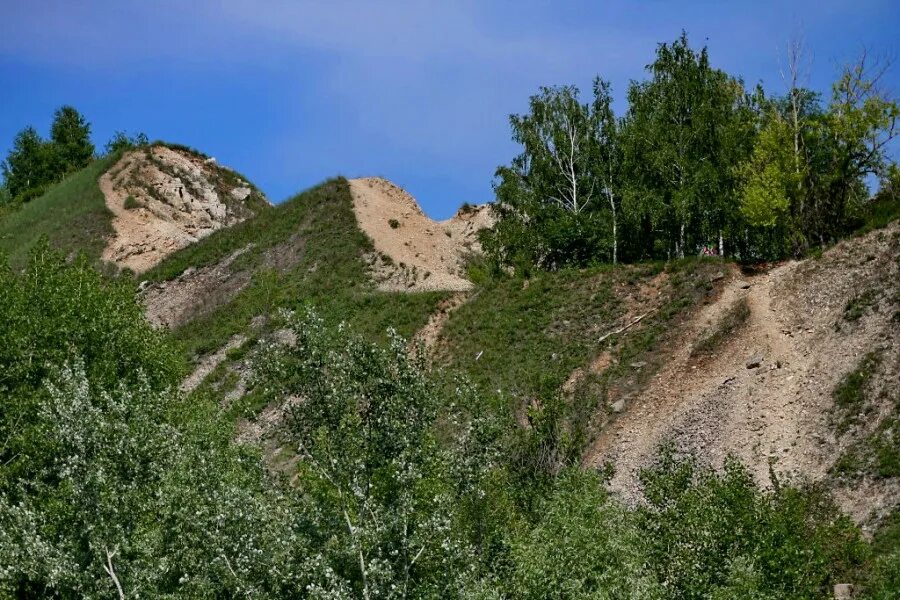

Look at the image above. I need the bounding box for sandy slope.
[585,223,899,525]
[101,146,262,273]
[349,177,492,291]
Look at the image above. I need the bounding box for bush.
[637,450,866,599]
[506,469,662,599]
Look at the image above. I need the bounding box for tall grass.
[0,153,120,269]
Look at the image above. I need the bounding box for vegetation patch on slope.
[435,259,721,418]
[0,153,118,269]
[144,177,448,361]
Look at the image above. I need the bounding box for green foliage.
[49,105,95,175]
[638,450,867,599]
[2,106,96,202]
[489,34,899,272]
[620,31,753,261]
[844,289,879,322]
[862,509,900,599]
[506,469,662,599]
[831,350,899,481]
[0,246,308,597]
[832,352,882,433]
[123,194,141,210]
[1,126,56,200]
[250,309,498,598]
[0,153,117,269]
[484,79,621,271]
[740,113,799,228]
[104,130,149,155]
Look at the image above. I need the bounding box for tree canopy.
[484,32,899,271]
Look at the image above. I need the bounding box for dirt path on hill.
[348,177,491,292]
[411,292,471,352]
[585,225,899,523]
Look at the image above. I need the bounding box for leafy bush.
[506,469,662,599]
[251,308,500,597]
[637,450,866,599]
[0,245,306,597]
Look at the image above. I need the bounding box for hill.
[2,139,898,596]
[2,145,896,532]
[0,153,117,269]
[0,143,268,272]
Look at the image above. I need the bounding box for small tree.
[820,51,900,239]
[2,127,54,200]
[486,82,621,270]
[104,130,149,155]
[49,105,95,175]
[252,310,485,597]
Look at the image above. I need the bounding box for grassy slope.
[436,259,721,408]
[145,177,448,359]
[0,154,118,268]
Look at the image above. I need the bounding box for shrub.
[123,194,140,209]
[637,449,866,599]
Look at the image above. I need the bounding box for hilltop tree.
[50,105,95,175]
[486,80,622,270]
[820,51,899,239]
[591,78,623,264]
[104,130,149,155]
[2,106,96,202]
[620,32,751,259]
[1,127,55,200]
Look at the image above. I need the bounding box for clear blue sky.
[1,1,898,218]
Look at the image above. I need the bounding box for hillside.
[586,224,899,524]
[0,153,117,269]
[0,143,268,272]
[100,145,270,272]
[2,142,898,597]
[349,176,492,291]
[122,161,897,533]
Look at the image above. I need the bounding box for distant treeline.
[485,32,900,270]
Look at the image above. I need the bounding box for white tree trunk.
[608,188,617,265]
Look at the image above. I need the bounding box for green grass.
[854,193,900,237]
[147,178,447,360]
[0,153,119,269]
[830,351,899,480]
[436,259,720,406]
[843,289,879,322]
[123,195,141,210]
[691,296,750,357]
[832,352,882,434]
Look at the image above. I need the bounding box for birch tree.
[592,78,623,264]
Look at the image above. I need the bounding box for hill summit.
[99,145,269,272]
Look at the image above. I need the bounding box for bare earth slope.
[349,177,492,291]
[100,145,267,273]
[586,223,899,524]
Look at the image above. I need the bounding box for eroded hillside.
[100,145,269,272]
[585,223,899,526]
[349,177,492,291]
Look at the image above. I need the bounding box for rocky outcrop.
[100,145,269,273]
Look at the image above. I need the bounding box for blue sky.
[1,1,898,218]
